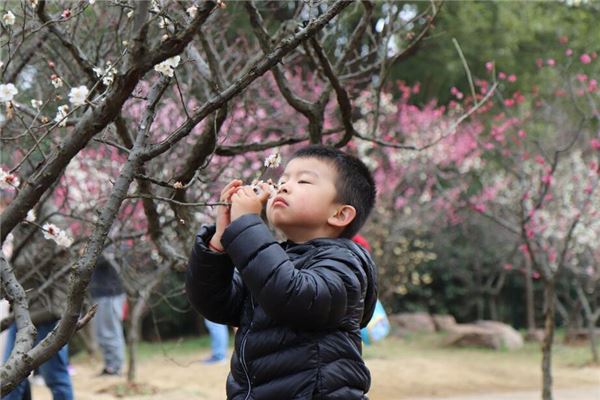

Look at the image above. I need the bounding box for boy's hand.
[210,179,243,252]
[230,183,271,222]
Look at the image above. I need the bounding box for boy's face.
[266,157,342,241]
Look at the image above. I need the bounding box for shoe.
[98,367,121,376]
[201,355,226,365]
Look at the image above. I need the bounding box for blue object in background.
[361,300,390,345]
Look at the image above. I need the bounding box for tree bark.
[524,258,536,335]
[541,279,556,400]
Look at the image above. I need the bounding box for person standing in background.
[89,254,127,376]
[202,319,228,364]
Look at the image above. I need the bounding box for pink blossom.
[472,203,486,213]
[519,244,529,256]
[534,155,545,165]
[412,82,421,94]
[485,61,494,72]
[576,74,588,82]
[450,87,463,100]
[504,98,514,107]
[548,249,557,263]
[580,53,592,64]
[507,74,517,82]
[503,263,513,271]
[498,72,506,80]
[535,58,544,68]
[532,271,541,280]
[565,48,573,57]
[559,35,568,44]
[518,130,526,138]
[541,174,553,185]
[591,138,600,150]
[546,59,556,66]
[588,79,598,92]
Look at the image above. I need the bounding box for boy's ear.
[328,205,356,229]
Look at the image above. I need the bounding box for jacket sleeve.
[221,214,364,331]
[185,224,245,326]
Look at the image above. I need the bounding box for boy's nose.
[277,184,289,194]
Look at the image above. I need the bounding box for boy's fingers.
[221,179,242,196]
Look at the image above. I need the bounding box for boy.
[186,145,378,399]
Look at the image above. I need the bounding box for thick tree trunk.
[126,297,146,384]
[489,296,498,321]
[541,280,556,400]
[524,259,536,334]
[586,317,599,364]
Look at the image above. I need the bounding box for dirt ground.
[30,341,600,400]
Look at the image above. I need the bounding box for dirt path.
[29,341,600,400]
[407,387,600,400]
[33,354,600,400]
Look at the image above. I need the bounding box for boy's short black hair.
[290,145,376,238]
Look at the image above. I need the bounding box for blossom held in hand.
[0,83,18,103]
[69,86,89,106]
[264,152,282,168]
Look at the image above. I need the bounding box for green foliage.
[390,1,600,104]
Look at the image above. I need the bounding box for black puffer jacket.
[186,214,377,400]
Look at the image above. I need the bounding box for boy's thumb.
[257,183,271,203]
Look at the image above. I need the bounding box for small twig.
[453,38,477,101]
[75,304,98,330]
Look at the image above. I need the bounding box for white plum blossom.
[93,62,117,86]
[54,104,69,127]
[0,168,20,189]
[31,99,43,109]
[42,223,73,247]
[127,10,134,18]
[186,5,198,18]
[88,0,95,4]
[0,83,18,103]
[68,85,89,106]
[158,17,171,29]
[154,56,181,77]
[264,152,282,168]
[51,76,63,88]
[2,11,16,26]
[26,209,36,222]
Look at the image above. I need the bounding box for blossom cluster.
[154,56,181,77]
[42,223,74,247]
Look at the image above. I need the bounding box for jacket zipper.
[241,295,255,400]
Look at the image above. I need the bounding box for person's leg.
[93,295,126,374]
[204,319,228,360]
[36,321,74,400]
[2,324,29,400]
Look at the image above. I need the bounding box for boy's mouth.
[272,196,288,206]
